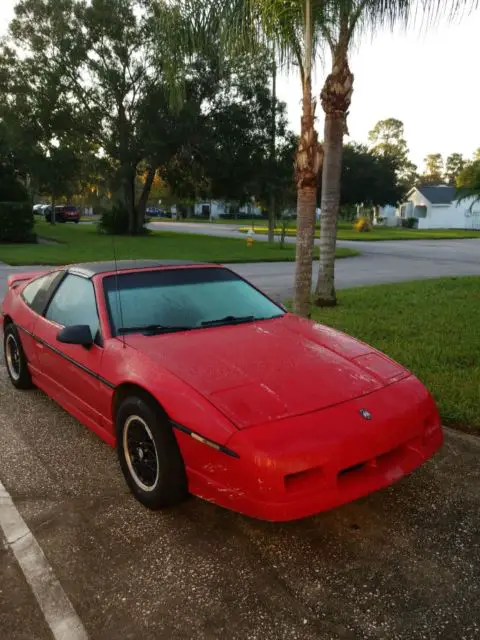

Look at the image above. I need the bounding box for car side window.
[45,274,100,340]
[22,276,48,305]
[22,271,64,315]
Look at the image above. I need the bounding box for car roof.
[67,259,206,279]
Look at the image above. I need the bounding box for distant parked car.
[146,207,167,218]
[33,204,47,215]
[45,205,80,224]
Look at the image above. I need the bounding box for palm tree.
[456,160,480,208]
[314,0,478,306]
[220,0,324,315]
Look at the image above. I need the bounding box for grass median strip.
[237,224,480,241]
[310,277,480,433]
[0,221,358,265]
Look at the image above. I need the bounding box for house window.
[414,205,427,218]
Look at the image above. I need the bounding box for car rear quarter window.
[22,271,64,315]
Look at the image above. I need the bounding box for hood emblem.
[359,409,372,420]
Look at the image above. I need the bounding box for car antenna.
[112,235,126,349]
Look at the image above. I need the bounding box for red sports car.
[1,261,443,521]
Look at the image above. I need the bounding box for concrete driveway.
[0,365,479,639]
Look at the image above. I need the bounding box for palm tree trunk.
[314,50,353,306]
[293,0,322,316]
[294,79,322,316]
[315,116,343,305]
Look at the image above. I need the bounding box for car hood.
[125,314,409,429]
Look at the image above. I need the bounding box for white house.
[193,200,262,219]
[398,185,480,230]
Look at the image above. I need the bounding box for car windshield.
[103,267,284,336]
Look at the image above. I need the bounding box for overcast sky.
[1,0,479,170]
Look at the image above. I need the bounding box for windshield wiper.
[118,325,192,336]
[200,315,256,328]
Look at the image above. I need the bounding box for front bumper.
[185,375,444,522]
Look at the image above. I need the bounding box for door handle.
[36,342,44,350]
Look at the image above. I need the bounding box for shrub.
[98,202,151,235]
[98,202,130,234]
[0,166,28,202]
[401,217,418,229]
[353,216,372,232]
[0,201,36,242]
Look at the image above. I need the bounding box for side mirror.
[57,324,93,347]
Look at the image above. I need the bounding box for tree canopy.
[456,160,480,208]
[445,153,466,185]
[368,118,417,192]
[0,0,295,232]
[421,153,444,185]
[339,143,403,207]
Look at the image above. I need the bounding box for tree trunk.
[50,196,56,224]
[293,79,322,317]
[268,193,276,243]
[136,165,156,232]
[268,49,277,244]
[122,163,136,234]
[118,103,138,234]
[295,184,318,314]
[315,116,343,306]
[314,50,353,307]
[293,0,323,316]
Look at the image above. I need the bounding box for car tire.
[3,324,34,390]
[116,394,188,510]
[74,220,79,224]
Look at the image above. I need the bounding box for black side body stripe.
[15,324,239,459]
[16,324,115,389]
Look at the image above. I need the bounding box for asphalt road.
[147,221,480,300]
[0,364,479,640]
[1,230,479,304]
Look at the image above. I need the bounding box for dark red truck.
[45,205,80,223]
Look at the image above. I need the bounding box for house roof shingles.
[417,185,456,205]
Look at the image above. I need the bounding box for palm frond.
[322,0,480,50]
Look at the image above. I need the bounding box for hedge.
[0,201,36,243]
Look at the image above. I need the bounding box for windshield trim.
[116,313,285,338]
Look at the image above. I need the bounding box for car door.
[34,273,106,428]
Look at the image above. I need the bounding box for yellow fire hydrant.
[246,236,254,248]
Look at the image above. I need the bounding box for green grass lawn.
[309,277,480,432]
[0,220,358,265]
[237,224,480,241]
